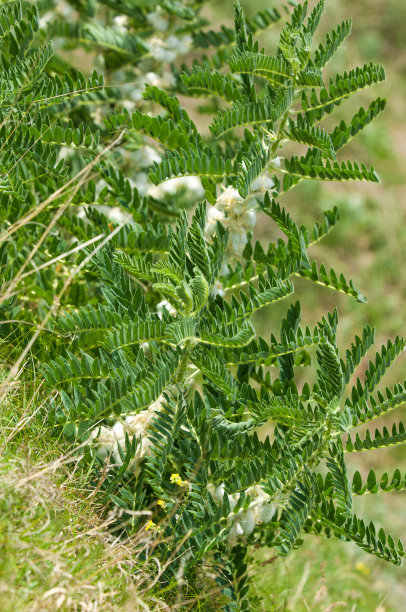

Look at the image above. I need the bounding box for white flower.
[244,209,256,229]
[228,493,238,511]
[112,421,126,439]
[162,176,191,194]
[245,484,264,497]
[147,176,204,199]
[227,521,244,546]
[160,71,176,89]
[257,502,276,523]
[57,146,73,162]
[220,262,230,276]
[146,8,168,31]
[229,228,248,256]
[272,156,281,168]
[211,280,225,298]
[95,426,116,457]
[148,38,177,63]
[134,172,149,195]
[207,481,276,545]
[216,186,244,210]
[166,35,192,55]
[130,86,145,102]
[39,12,53,28]
[181,176,205,197]
[157,300,177,319]
[59,3,74,18]
[113,15,128,32]
[125,412,152,435]
[106,207,133,224]
[212,483,225,504]
[144,71,161,87]
[205,206,225,238]
[239,509,256,536]
[122,100,135,112]
[176,35,192,55]
[166,35,180,50]
[95,422,126,464]
[93,395,165,470]
[207,206,225,224]
[251,174,275,193]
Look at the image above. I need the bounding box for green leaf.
[314,19,352,69]
[298,261,366,303]
[181,67,243,104]
[346,422,406,452]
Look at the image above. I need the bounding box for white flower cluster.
[204,163,281,295]
[207,482,276,546]
[146,7,169,32]
[205,186,256,264]
[40,0,74,29]
[147,175,204,200]
[148,34,192,63]
[90,395,165,471]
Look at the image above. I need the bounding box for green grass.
[0,375,173,611]
[253,533,406,611]
[0,375,221,611]
[0,377,132,611]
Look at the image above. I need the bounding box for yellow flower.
[145,520,157,531]
[355,561,371,576]
[170,473,185,486]
[157,499,166,508]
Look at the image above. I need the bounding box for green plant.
[37,1,406,608]
[2,0,405,609]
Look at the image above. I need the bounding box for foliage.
[1,0,405,609]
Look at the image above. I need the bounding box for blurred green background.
[205,0,406,609]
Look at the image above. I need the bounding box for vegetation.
[1,0,405,609]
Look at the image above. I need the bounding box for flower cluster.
[147,175,204,200]
[204,159,281,255]
[148,34,192,63]
[205,186,256,262]
[146,7,170,32]
[145,519,159,532]
[207,482,276,546]
[91,395,165,470]
[204,163,281,295]
[170,473,187,486]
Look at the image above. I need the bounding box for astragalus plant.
[5,0,405,608]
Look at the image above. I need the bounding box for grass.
[253,535,405,611]
[0,376,132,611]
[0,377,176,611]
[0,374,223,611]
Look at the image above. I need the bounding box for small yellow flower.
[170,473,185,486]
[355,561,371,576]
[157,499,166,508]
[145,520,157,531]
